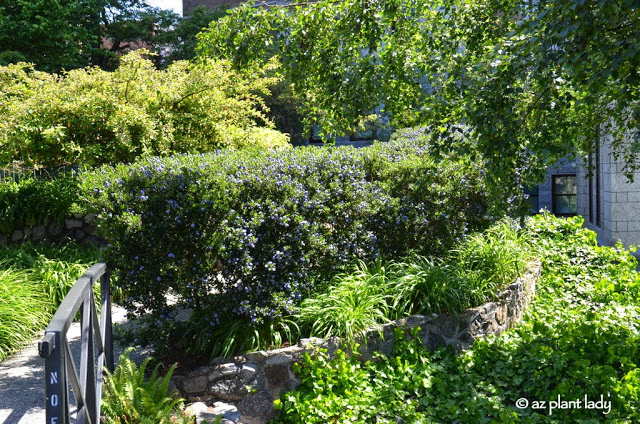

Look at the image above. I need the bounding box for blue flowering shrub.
[81,133,490,357]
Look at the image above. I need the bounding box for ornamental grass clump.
[81,130,490,357]
[0,242,102,360]
[296,219,528,341]
[0,265,49,361]
[298,260,391,342]
[389,219,528,317]
[0,173,79,236]
[0,241,103,309]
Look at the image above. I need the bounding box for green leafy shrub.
[101,348,192,424]
[373,132,491,257]
[0,173,79,235]
[0,50,27,66]
[276,214,640,423]
[0,52,289,168]
[80,132,489,357]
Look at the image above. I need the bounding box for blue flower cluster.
[81,131,489,353]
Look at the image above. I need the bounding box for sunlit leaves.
[0,52,287,167]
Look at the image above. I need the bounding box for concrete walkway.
[0,305,149,424]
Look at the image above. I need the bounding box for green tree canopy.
[198,0,640,209]
[155,5,230,66]
[0,0,180,72]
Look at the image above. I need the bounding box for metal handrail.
[38,263,113,424]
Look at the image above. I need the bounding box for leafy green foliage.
[0,242,101,360]
[155,5,229,66]
[199,0,430,137]
[200,0,640,208]
[0,0,180,72]
[276,214,640,423]
[81,132,489,358]
[0,50,27,66]
[0,173,79,235]
[101,348,193,424]
[297,219,527,341]
[0,51,288,168]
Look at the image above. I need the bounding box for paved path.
[0,305,149,424]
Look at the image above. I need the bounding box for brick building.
[183,0,299,15]
[183,0,244,15]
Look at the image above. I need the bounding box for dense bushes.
[0,173,79,235]
[275,214,640,422]
[81,133,491,356]
[0,52,289,168]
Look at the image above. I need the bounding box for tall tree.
[199,0,640,209]
[155,5,229,66]
[0,0,180,72]
[0,0,100,72]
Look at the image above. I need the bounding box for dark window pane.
[555,195,577,214]
[554,175,576,195]
[524,185,539,214]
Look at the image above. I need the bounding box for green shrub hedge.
[81,133,491,356]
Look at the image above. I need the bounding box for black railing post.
[101,270,114,373]
[39,263,111,424]
[80,294,97,424]
[40,330,70,424]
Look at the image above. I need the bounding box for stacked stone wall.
[0,213,98,245]
[175,261,541,424]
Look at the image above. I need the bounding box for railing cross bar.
[90,295,104,355]
[79,295,97,424]
[64,341,86,412]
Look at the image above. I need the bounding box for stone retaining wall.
[175,261,541,424]
[0,213,98,245]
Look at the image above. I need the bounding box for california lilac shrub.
[81,132,489,356]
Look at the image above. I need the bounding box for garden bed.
[172,261,540,424]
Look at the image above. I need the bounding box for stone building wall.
[577,133,640,249]
[0,213,98,245]
[174,261,541,424]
